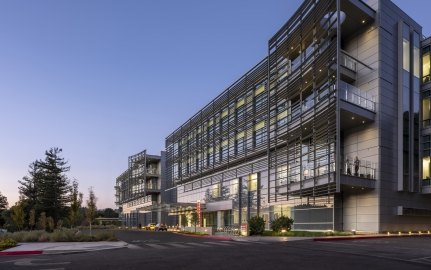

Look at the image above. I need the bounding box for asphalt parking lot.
[1,232,431,270]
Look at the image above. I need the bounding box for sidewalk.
[0,241,128,256]
[228,233,431,242]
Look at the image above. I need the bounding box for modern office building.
[165,0,431,232]
[115,150,175,227]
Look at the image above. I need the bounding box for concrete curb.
[0,241,128,256]
[313,234,431,242]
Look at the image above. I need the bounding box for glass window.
[211,183,221,198]
[413,32,420,78]
[248,173,258,191]
[230,179,239,195]
[423,157,430,180]
[403,39,410,71]
[276,165,288,186]
[423,46,430,83]
[423,98,430,127]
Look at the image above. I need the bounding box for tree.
[36,148,71,225]
[69,180,83,228]
[18,148,73,226]
[190,212,198,232]
[98,208,118,218]
[249,216,265,236]
[18,162,42,214]
[29,209,36,230]
[39,212,47,231]
[0,192,8,211]
[10,202,25,231]
[86,187,97,235]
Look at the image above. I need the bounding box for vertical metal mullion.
[335,0,341,231]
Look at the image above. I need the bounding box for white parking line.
[144,243,168,249]
[203,242,233,246]
[186,243,212,248]
[165,243,192,248]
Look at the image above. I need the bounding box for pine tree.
[18,161,43,224]
[36,148,71,224]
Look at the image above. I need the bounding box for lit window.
[403,39,410,71]
[248,173,258,191]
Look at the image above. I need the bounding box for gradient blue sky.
[0,0,428,209]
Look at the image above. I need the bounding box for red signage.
[196,200,201,227]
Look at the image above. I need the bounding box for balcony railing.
[146,168,158,175]
[340,52,357,72]
[342,157,376,179]
[339,81,376,111]
[422,179,431,186]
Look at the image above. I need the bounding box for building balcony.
[145,184,161,195]
[340,157,376,189]
[339,80,376,130]
[339,81,375,111]
[146,168,159,177]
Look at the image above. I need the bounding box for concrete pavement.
[2,232,430,256]
[0,241,128,256]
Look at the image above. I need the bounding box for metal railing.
[342,157,376,179]
[146,168,158,175]
[215,225,241,236]
[339,81,376,111]
[422,179,431,186]
[340,52,357,71]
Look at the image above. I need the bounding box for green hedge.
[0,239,17,250]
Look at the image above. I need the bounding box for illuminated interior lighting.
[362,19,366,24]
[352,117,355,120]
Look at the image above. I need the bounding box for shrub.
[0,239,17,250]
[271,216,294,233]
[249,216,265,236]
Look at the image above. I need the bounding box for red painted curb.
[0,250,43,256]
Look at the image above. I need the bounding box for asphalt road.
[1,231,431,270]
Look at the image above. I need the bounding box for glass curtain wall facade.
[165,0,431,232]
[422,38,431,189]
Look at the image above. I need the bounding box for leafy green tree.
[190,212,198,232]
[11,202,25,231]
[249,216,265,236]
[86,187,97,235]
[0,192,8,211]
[180,214,188,227]
[0,192,8,228]
[46,216,55,232]
[29,208,36,230]
[39,212,47,231]
[98,208,118,218]
[69,180,83,227]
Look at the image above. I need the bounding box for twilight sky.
[0,0,428,209]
